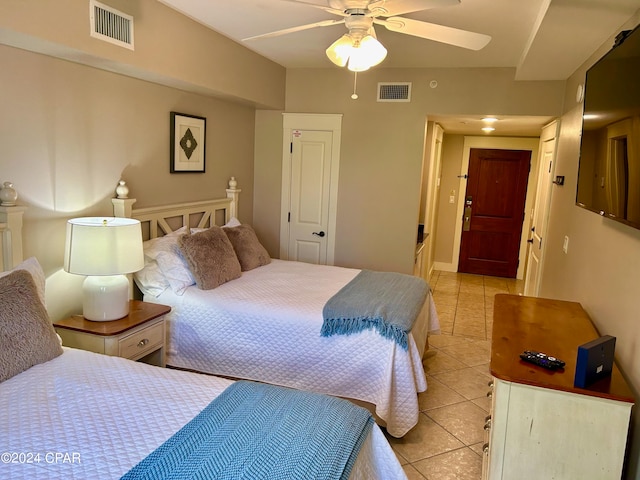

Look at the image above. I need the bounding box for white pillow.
[133,261,168,297]
[0,257,46,307]
[225,216,242,228]
[156,246,195,295]
[190,216,241,234]
[134,227,188,297]
[143,226,188,260]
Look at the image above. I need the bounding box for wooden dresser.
[483,294,634,479]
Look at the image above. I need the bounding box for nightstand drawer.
[119,321,164,359]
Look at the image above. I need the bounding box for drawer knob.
[137,338,149,348]
[482,443,490,454]
[486,391,493,398]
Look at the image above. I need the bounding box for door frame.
[422,123,444,280]
[441,136,540,279]
[280,113,342,264]
[524,120,559,296]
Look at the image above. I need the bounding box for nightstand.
[54,300,171,367]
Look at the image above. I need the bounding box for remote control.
[520,350,565,370]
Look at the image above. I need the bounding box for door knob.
[312,231,325,237]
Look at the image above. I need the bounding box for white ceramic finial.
[115,180,129,199]
[228,176,238,189]
[0,182,18,206]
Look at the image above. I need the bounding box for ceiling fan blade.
[276,0,347,16]
[243,18,345,41]
[377,16,491,50]
[368,0,460,17]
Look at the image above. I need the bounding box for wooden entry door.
[458,148,531,277]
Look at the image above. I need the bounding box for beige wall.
[0,0,284,321]
[0,0,285,109]
[254,67,564,274]
[0,44,256,321]
[253,110,284,257]
[434,134,465,264]
[539,12,640,479]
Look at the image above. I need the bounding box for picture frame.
[170,112,206,173]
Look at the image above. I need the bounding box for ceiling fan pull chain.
[351,72,359,100]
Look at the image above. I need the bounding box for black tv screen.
[576,24,640,230]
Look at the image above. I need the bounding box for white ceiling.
[158,0,640,135]
[158,0,639,78]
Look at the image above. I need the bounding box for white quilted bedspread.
[149,259,438,437]
[0,348,406,480]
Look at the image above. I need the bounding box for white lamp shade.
[64,217,143,321]
[347,35,387,72]
[326,34,353,67]
[64,217,144,275]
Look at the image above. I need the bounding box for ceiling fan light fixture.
[326,32,387,72]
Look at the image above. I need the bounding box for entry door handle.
[312,231,325,237]
[463,205,472,232]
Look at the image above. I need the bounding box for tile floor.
[386,270,524,480]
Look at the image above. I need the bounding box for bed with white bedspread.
[114,179,440,437]
[1,348,405,480]
[0,204,408,480]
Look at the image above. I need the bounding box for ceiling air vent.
[377,82,411,102]
[90,0,134,50]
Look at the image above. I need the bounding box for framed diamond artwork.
[170,112,206,173]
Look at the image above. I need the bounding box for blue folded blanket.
[121,380,374,480]
[321,270,428,350]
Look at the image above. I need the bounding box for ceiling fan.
[243,0,491,71]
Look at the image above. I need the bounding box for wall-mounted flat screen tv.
[576,24,640,230]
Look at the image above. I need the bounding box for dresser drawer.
[119,321,164,359]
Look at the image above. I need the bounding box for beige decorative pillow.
[223,224,271,271]
[0,269,63,383]
[178,226,242,290]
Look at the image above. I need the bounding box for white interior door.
[524,121,558,297]
[280,114,342,265]
[289,130,332,264]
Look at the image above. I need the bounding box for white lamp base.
[82,275,130,321]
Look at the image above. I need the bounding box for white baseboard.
[433,261,457,273]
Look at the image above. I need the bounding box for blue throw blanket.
[321,270,428,350]
[121,380,374,480]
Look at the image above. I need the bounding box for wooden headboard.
[112,177,241,240]
[0,205,27,271]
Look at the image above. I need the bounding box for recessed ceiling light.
[482,117,499,123]
[482,127,495,133]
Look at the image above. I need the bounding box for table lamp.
[64,217,144,321]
